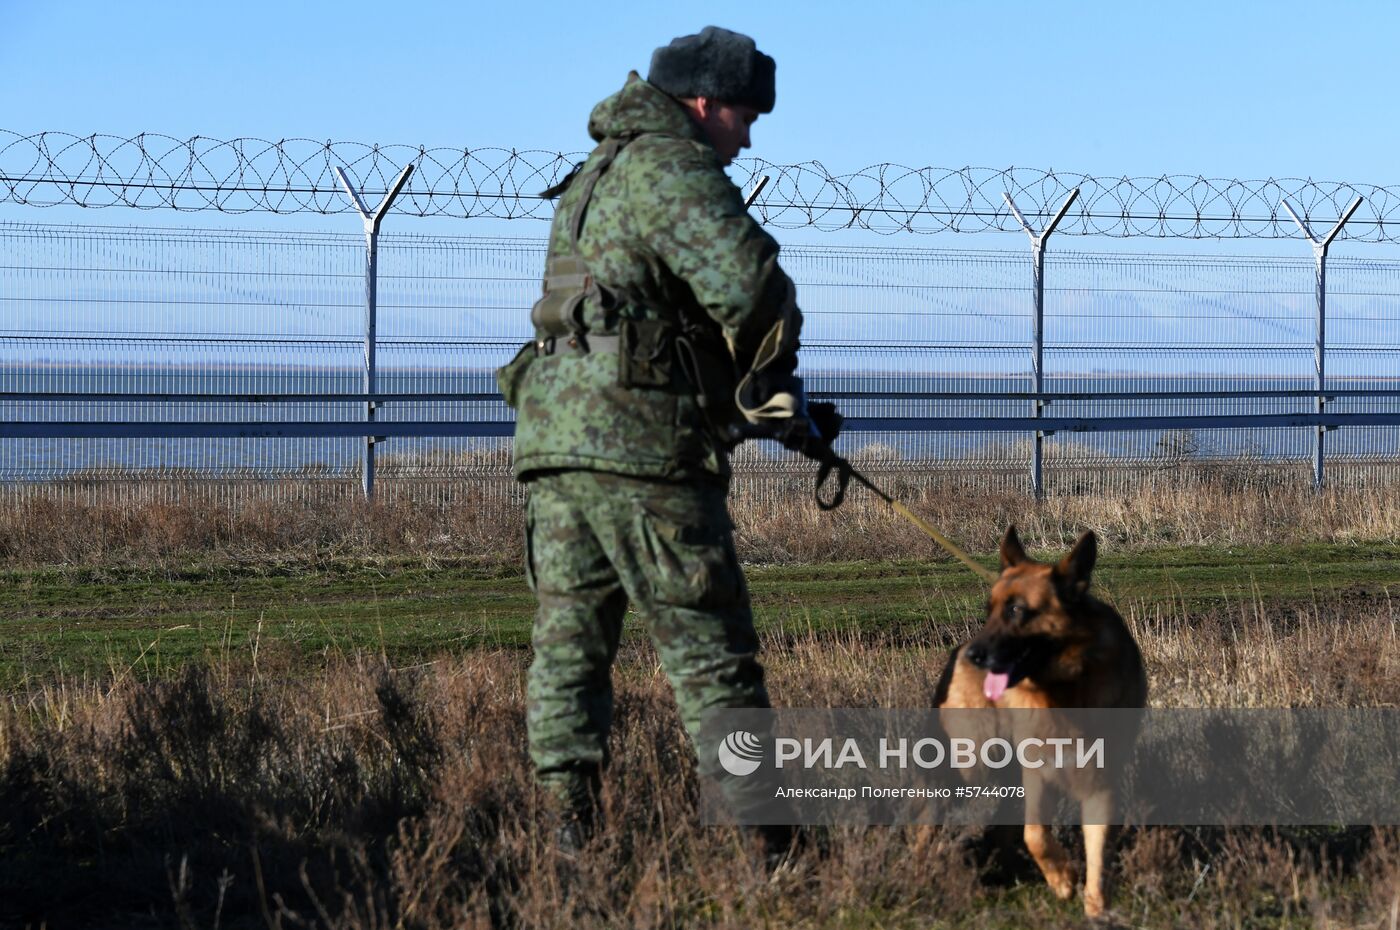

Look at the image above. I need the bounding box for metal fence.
[4,219,1399,499]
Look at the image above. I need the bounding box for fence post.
[1281,195,1362,491]
[335,163,415,501]
[1003,188,1080,499]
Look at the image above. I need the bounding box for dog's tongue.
[983,672,1010,702]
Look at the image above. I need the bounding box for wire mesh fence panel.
[1040,252,1320,468]
[1326,258,1400,464]
[0,224,373,480]
[787,246,1033,461]
[371,235,540,480]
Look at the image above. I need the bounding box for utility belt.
[497,261,741,442]
[531,252,680,379]
[534,317,695,392]
[532,331,622,357]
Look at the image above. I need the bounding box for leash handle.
[818,452,1000,584]
[814,454,850,510]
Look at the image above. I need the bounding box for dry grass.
[4,467,1400,569]
[2,599,1397,929]
[4,463,1398,926]
[0,482,525,569]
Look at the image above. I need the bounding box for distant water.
[3,367,1398,478]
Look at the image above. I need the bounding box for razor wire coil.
[2,130,1398,240]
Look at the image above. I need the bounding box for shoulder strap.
[531,135,641,340]
[566,134,636,253]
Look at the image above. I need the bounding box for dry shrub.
[0,483,527,569]
[3,602,1399,929]
[0,649,967,929]
[5,464,1400,569]
[1116,826,1188,900]
[4,466,1400,926]
[1360,828,1400,919]
[1134,599,1400,708]
[731,475,1400,565]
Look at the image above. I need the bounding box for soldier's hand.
[737,373,841,462]
[807,401,843,446]
[775,402,842,463]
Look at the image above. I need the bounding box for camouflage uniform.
[498,72,801,818]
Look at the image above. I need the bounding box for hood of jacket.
[587,72,709,147]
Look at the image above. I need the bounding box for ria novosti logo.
[717,731,1107,777]
[717,730,764,777]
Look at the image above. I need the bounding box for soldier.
[497,25,839,856]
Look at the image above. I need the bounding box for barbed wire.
[3,131,1398,240]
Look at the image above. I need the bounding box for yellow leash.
[816,453,1000,585]
[886,497,1000,584]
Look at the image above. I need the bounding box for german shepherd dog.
[934,527,1147,919]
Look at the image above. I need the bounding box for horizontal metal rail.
[816,389,1400,401]
[0,391,504,403]
[5,389,1400,404]
[6,412,1400,440]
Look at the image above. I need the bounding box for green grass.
[3,541,1398,689]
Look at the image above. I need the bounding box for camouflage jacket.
[500,73,801,483]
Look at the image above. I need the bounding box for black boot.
[554,810,596,860]
[544,762,603,859]
[753,824,813,874]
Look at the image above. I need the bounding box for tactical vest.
[499,134,745,443]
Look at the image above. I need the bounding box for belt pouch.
[618,318,673,388]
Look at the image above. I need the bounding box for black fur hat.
[647,26,776,113]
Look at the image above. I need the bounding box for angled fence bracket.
[1004,187,1080,499]
[744,174,771,210]
[335,162,415,501]
[1281,195,1363,492]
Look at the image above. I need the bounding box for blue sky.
[4,1,1398,193]
[4,0,1400,261]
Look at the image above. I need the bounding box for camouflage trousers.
[524,469,769,816]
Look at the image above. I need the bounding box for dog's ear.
[1056,530,1097,597]
[1000,525,1028,569]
